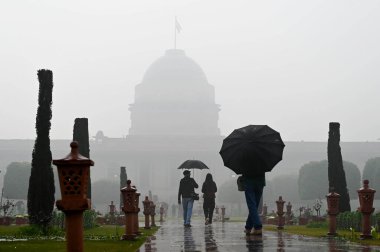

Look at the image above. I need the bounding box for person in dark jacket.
[201,173,217,225]
[178,170,199,227]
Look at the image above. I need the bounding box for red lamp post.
[160,205,164,222]
[54,141,94,252]
[357,180,376,239]
[276,196,285,230]
[109,201,115,215]
[150,201,156,227]
[134,189,141,235]
[143,196,151,229]
[286,202,292,224]
[221,205,226,222]
[326,189,340,236]
[120,180,138,240]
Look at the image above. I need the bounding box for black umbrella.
[219,125,285,176]
[177,160,209,177]
[177,160,209,170]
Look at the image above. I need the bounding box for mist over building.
[1,49,380,210]
[122,48,224,199]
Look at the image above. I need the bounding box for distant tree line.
[298,160,360,200]
[362,157,380,199]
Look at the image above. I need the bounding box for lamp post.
[143,196,151,229]
[160,205,164,222]
[357,180,376,239]
[120,180,138,240]
[54,141,94,252]
[326,189,340,236]
[286,202,292,224]
[221,205,226,222]
[150,201,156,227]
[276,196,285,230]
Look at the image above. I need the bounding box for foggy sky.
[1,0,380,141]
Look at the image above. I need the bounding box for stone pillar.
[276,196,285,230]
[357,180,376,239]
[134,189,141,235]
[109,201,115,215]
[221,205,226,222]
[150,201,156,227]
[160,205,164,222]
[326,189,340,236]
[54,141,94,252]
[120,180,137,240]
[143,196,151,229]
[262,203,268,224]
[286,202,292,224]
[262,203,268,216]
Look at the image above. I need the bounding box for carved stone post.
[160,205,164,222]
[221,205,226,222]
[54,141,94,252]
[143,196,151,229]
[150,201,156,227]
[326,189,340,236]
[276,196,285,230]
[357,180,376,239]
[120,180,137,240]
[286,202,292,224]
[109,201,115,216]
[134,189,141,235]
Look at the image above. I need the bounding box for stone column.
[276,196,285,230]
[121,180,137,240]
[357,180,376,239]
[143,196,151,229]
[326,189,340,236]
[150,201,156,227]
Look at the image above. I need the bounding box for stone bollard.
[262,203,268,216]
[262,203,268,224]
[276,196,285,230]
[326,189,340,236]
[120,180,138,240]
[286,202,292,224]
[221,205,226,222]
[357,180,376,239]
[150,201,156,227]
[54,141,94,252]
[109,201,116,216]
[133,188,141,235]
[160,205,164,222]
[143,196,151,229]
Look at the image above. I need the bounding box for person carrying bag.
[178,170,199,227]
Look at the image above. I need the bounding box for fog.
[1,0,380,141]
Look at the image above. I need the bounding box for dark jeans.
[244,182,263,230]
[203,198,215,223]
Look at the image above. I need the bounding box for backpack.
[237,175,245,191]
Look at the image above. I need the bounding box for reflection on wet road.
[140,219,380,251]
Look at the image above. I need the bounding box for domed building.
[129,49,220,136]
[124,49,224,198]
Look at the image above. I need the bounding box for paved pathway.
[140,219,380,252]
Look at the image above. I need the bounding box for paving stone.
[140,219,380,251]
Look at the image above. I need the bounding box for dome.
[128,49,220,136]
[142,49,208,84]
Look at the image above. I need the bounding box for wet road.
[140,219,380,252]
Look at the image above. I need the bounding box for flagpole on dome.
[174,16,182,49]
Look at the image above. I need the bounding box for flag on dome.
[175,17,182,33]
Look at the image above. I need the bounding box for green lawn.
[264,224,380,246]
[0,225,158,252]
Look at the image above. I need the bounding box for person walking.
[178,170,198,227]
[201,173,217,225]
[241,172,265,236]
